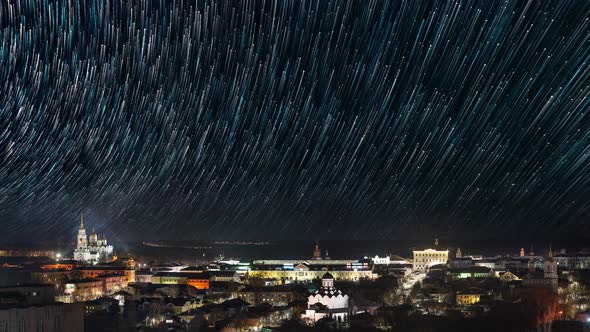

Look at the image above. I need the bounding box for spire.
[80,212,85,229]
[313,241,321,259]
[528,244,535,273]
[434,236,439,247]
[548,242,553,260]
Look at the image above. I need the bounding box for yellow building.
[413,249,449,271]
[151,272,188,285]
[499,271,521,283]
[247,261,373,283]
[456,293,481,305]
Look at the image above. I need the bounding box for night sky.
[1,0,590,242]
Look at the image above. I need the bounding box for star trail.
[1,0,590,241]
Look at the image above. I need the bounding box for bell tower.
[313,242,321,260]
[544,242,557,280]
[77,212,87,250]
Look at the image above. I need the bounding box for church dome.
[322,272,334,280]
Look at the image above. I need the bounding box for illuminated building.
[522,244,558,292]
[73,213,113,264]
[76,266,136,283]
[233,286,302,306]
[456,292,482,305]
[413,246,449,271]
[152,271,211,290]
[242,243,374,283]
[302,272,349,324]
[448,266,494,280]
[553,250,590,270]
[313,242,322,260]
[370,255,408,265]
[95,274,128,294]
[498,271,521,283]
[136,270,153,283]
[0,250,57,260]
[247,260,373,283]
[64,279,103,302]
[41,263,75,271]
[31,270,71,292]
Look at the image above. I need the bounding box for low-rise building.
[95,274,128,294]
[449,257,474,269]
[135,270,153,283]
[233,286,303,306]
[0,249,57,260]
[64,279,103,302]
[498,271,522,282]
[76,266,136,283]
[553,252,590,270]
[413,249,449,271]
[456,292,482,305]
[448,266,494,280]
[248,261,373,283]
[152,271,212,290]
[83,297,118,315]
[31,270,71,291]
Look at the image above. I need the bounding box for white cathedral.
[302,272,349,324]
[73,213,113,264]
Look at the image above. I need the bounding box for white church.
[302,272,349,324]
[73,213,113,264]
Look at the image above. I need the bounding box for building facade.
[553,252,590,270]
[522,244,558,292]
[73,214,113,264]
[64,279,103,302]
[0,302,83,332]
[456,293,482,305]
[413,249,449,271]
[247,261,373,283]
[0,285,83,332]
[302,273,349,324]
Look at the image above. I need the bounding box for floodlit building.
[64,279,103,302]
[413,239,449,272]
[76,266,136,283]
[302,273,349,324]
[73,213,113,264]
[370,255,408,265]
[522,244,558,292]
[248,260,373,283]
[151,271,213,290]
[553,251,590,270]
[456,292,482,305]
[215,244,374,284]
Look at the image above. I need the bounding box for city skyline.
[1,0,590,242]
